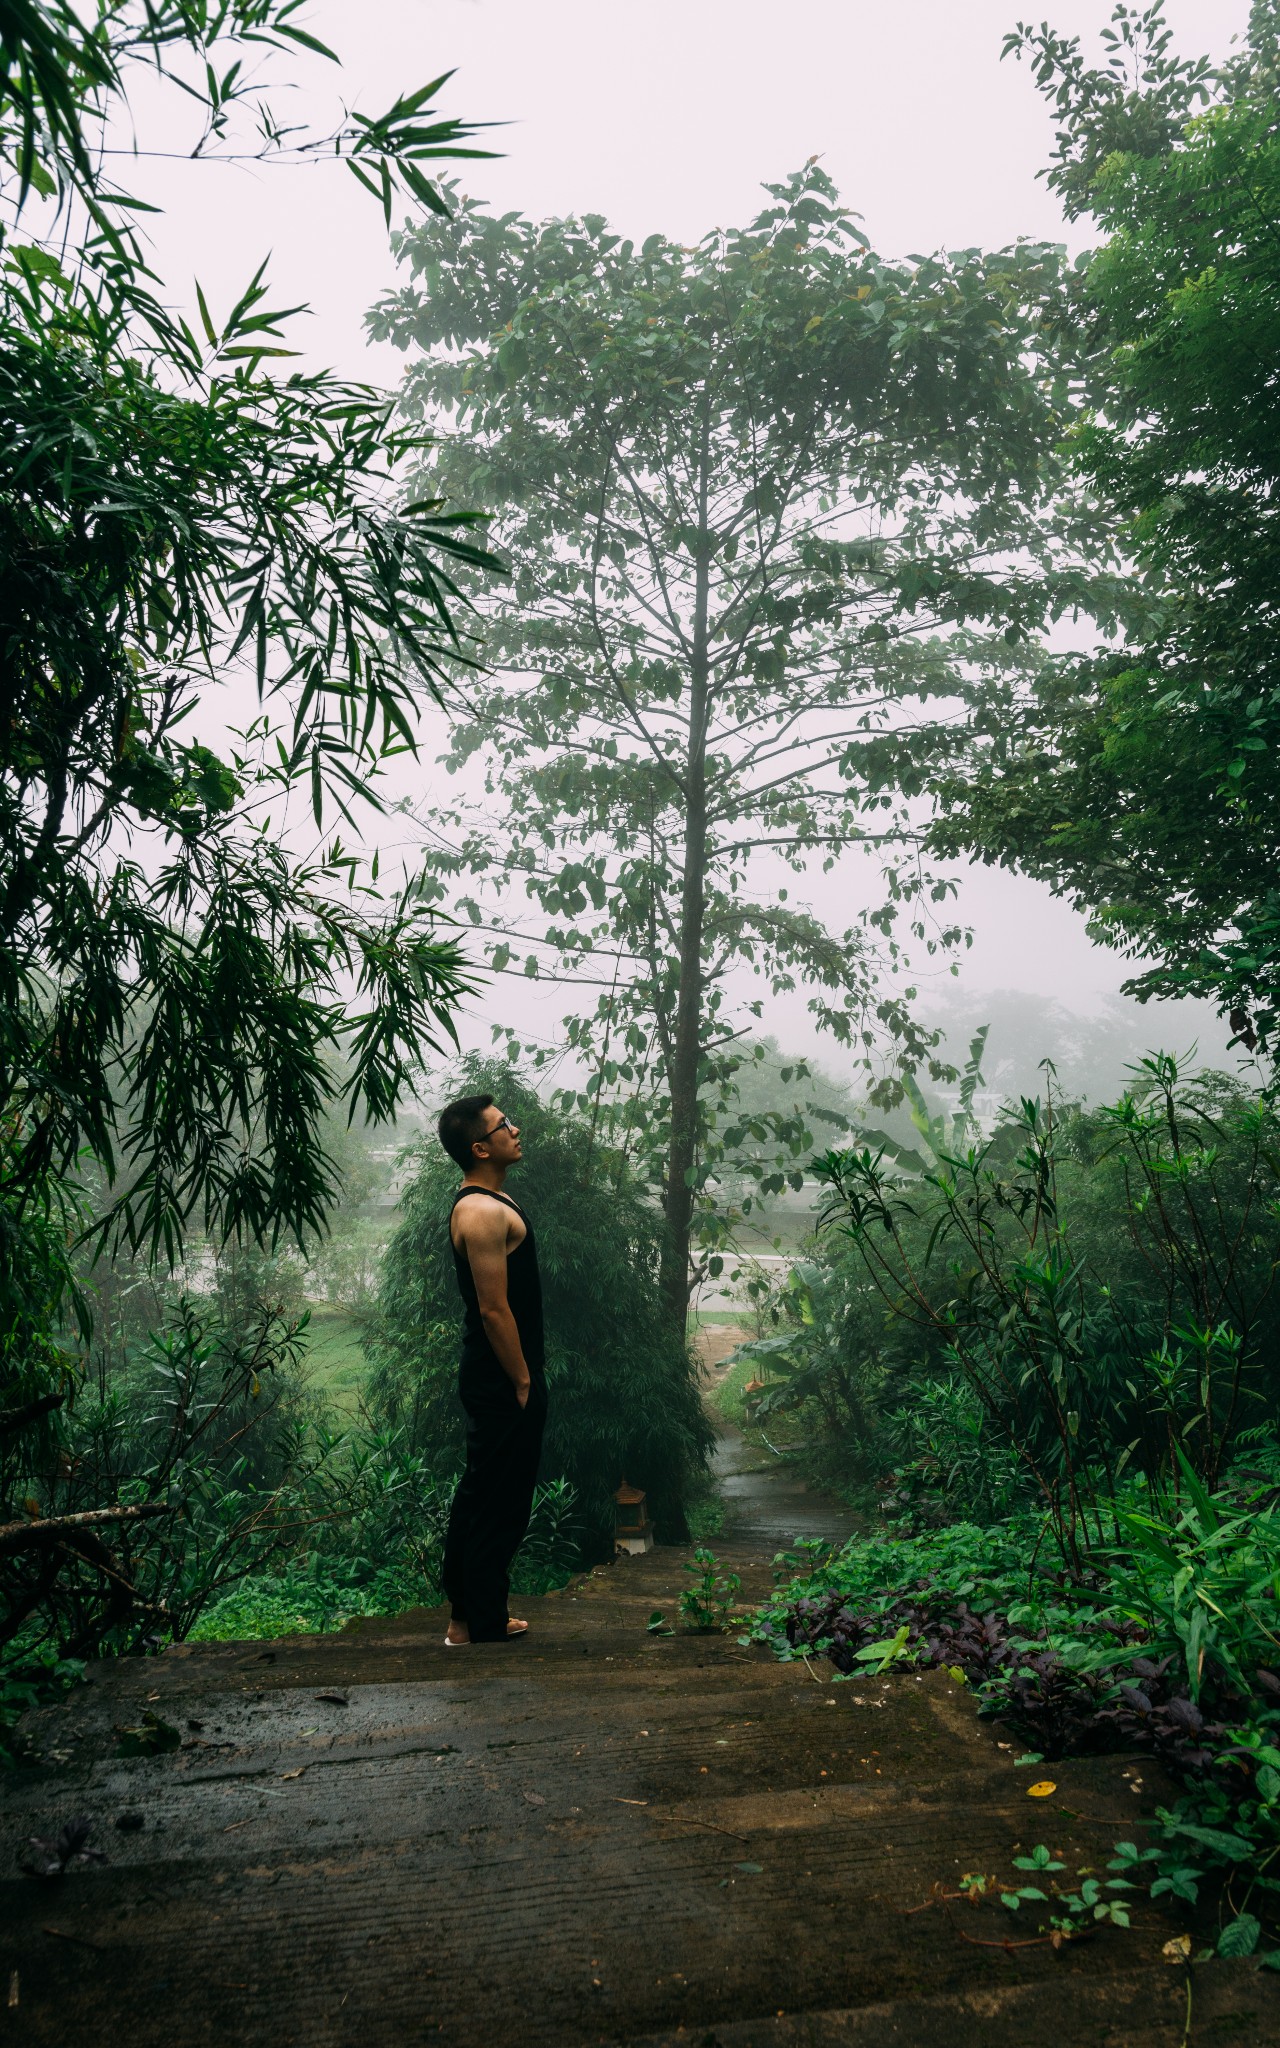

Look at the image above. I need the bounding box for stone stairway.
[1,1442,1276,2045]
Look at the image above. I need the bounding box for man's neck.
[461,1161,507,1194]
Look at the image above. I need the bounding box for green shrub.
[190,1475,582,1639]
[1105,1453,1280,1705]
[365,1063,713,1556]
[734,1055,1280,1553]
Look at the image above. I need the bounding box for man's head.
[437,1093,523,1174]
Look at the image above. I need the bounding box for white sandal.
[445,1623,527,1644]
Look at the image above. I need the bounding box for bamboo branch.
[0,1502,173,1559]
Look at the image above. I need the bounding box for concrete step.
[3,1491,1277,2044]
[626,1970,1276,2048]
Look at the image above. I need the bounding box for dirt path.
[2,1441,1275,2044]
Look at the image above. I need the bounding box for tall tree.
[933,3,1280,1052]
[372,166,1069,1327]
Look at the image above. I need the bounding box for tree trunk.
[658,397,712,1338]
[658,714,706,1335]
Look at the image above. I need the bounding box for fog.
[124,0,1249,1092]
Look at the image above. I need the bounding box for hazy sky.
[122,0,1250,1072]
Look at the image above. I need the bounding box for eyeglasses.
[485,1114,517,1139]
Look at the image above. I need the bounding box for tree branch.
[0,1502,173,1559]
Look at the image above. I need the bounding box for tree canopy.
[2,2,494,1274]
[372,164,1072,1322]
[934,2,1280,1052]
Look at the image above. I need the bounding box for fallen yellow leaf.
[280,1768,306,1781]
[1163,1935,1192,1964]
[1027,1780,1057,1797]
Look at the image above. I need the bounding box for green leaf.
[1165,1823,1255,1861]
[116,1712,181,1758]
[852,1624,913,1671]
[1218,1914,1261,1959]
[195,279,219,348]
[273,20,340,60]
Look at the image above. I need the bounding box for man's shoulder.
[452,1188,510,1237]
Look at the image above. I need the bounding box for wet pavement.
[711,1421,854,1552]
[1,1436,1276,2045]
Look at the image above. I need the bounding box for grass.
[707,1351,758,1427]
[299,1304,369,1413]
[188,1576,349,1641]
[684,1471,727,1543]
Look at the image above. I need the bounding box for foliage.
[915,986,1236,1118]
[752,1485,1280,1924]
[371,163,1079,1325]
[717,1247,942,1497]
[2,185,486,1274]
[882,1375,1031,1526]
[754,1518,1038,1648]
[190,1476,581,1639]
[5,1297,321,1659]
[365,1063,713,1555]
[809,1055,1280,1562]
[916,1844,1140,1948]
[302,1113,401,1312]
[4,1269,582,1680]
[858,1025,990,1176]
[0,0,495,260]
[1109,1452,1280,1706]
[739,1047,1280,1929]
[684,1476,726,1546]
[729,1260,884,1453]
[678,1547,742,1633]
[700,1037,856,1232]
[726,1035,993,1454]
[1003,2,1215,220]
[0,1643,83,1766]
[935,2,1280,1051]
[1,0,493,1671]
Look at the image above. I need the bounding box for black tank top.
[449,1187,545,1382]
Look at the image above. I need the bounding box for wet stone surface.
[2,1445,1276,2045]
[711,1421,854,1552]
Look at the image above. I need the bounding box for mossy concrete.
[1,1459,1275,2045]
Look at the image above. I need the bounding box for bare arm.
[457,1203,531,1406]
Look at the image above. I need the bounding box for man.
[437,1093,548,1644]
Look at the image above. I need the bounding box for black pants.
[442,1374,547,1641]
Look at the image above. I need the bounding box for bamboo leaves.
[0,5,494,1261]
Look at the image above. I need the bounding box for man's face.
[473,1106,522,1167]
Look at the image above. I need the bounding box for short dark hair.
[438,1093,495,1171]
